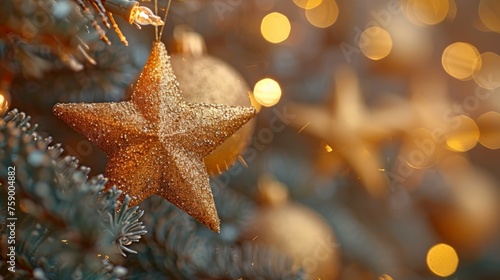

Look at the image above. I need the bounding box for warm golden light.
[447,0,457,21]
[426,243,459,277]
[359,27,393,60]
[253,78,282,107]
[479,0,500,33]
[473,52,500,89]
[293,0,323,10]
[0,89,10,115]
[261,12,291,44]
[401,0,420,25]
[412,0,450,25]
[446,115,479,152]
[131,5,164,26]
[442,42,480,80]
[248,92,263,113]
[378,274,394,280]
[305,0,339,28]
[477,111,500,149]
[325,144,333,152]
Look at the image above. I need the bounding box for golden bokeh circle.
[253,78,282,107]
[378,274,394,280]
[426,243,459,277]
[305,0,339,28]
[473,52,500,89]
[479,0,500,32]
[0,88,10,115]
[359,26,393,60]
[293,0,323,10]
[445,115,480,152]
[442,42,479,80]
[412,0,450,25]
[477,111,500,149]
[261,12,291,44]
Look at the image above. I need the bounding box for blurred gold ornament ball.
[170,30,257,174]
[242,175,341,280]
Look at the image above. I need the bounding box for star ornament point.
[53,42,256,232]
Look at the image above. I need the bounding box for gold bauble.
[170,31,256,174]
[241,175,341,280]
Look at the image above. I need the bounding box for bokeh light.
[293,0,322,10]
[447,0,458,21]
[378,274,394,280]
[386,16,433,66]
[473,52,500,89]
[248,91,263,113]
[261,12,291,44]
[0,88,10,115]
[445,115,479,152]
[479,0,500,33]
[442,42,480,80]
[325,144,333,152]
[253,78,282,107]
[255,0,274,11]
[305,0,339,28]
[412,0,450,25]
[0,94,4,109]
[477,111,500,149]
[426,243,459,277]
[359,27,393,60]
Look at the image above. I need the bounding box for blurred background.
[2,0,500,279]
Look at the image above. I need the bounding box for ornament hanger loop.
[155,0,173,41]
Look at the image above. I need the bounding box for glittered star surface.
[53,42,256,232]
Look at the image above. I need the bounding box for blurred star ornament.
[289,66,416,198]
[170,27,257,174]
[241,175,341,280]
[53,42,256,232]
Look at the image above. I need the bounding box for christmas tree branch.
[126,195,305,280]
[1,0,95,77]
[0,109,145,278]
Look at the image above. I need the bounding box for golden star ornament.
[53,42,256,232]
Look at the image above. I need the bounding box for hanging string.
[154,0,159,41]
[158,0,173,41]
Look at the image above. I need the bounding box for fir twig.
[126,196,305,280]
[0,109,145,279]
[73,0,111,45]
